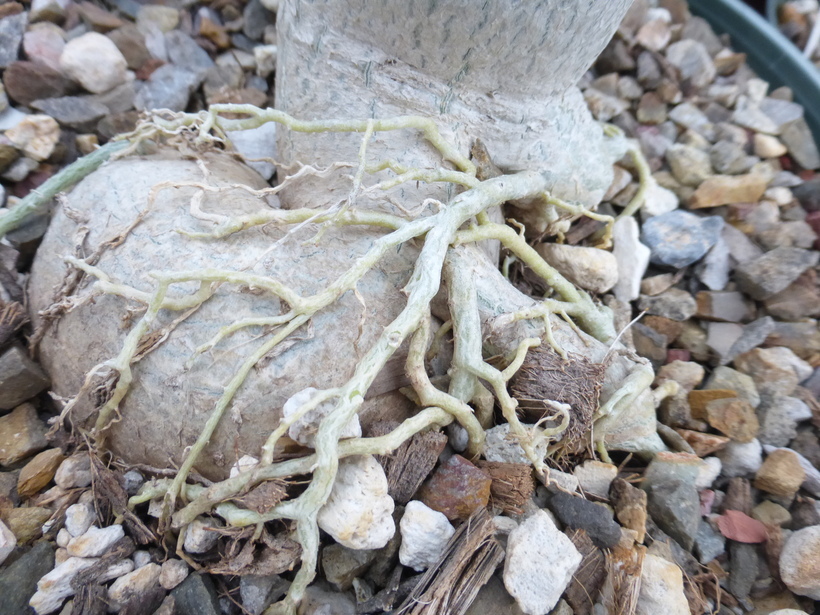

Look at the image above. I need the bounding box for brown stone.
[107,25,150,70]
[0,2,23,18]
[198,16,230,49]
[0,403,48,466]
[17,448,64,498]
[76,1,124,31]
[689,174,768,208]
[688,389,737,420]
[674,429,729,456]
[0,345,51,411]
[704,397,759,442]
[418,454,492,522]
[643,315,684,343]
[763,270,820,320]
[754,449,805,496]
[695,291,753,323]
[3,506,51,543]
[3,60,67,106]
[610,477,647,543]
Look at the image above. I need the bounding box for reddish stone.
[418,454,492,521]
[675,428,729,456]
[135,58,165,80]
[3,61,67,106]
[716,510,768,544]
[666,349,691,363]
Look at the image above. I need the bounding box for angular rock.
[322,543,376,589]
[637,288,696,321]
[54,453,92,489]
[695,236,731,290]
[159,558,189,590]
[30,556,99,613]
[734,346,812,397]
[483,423,547,465]
[637,17,672,52]
[728,541,758,600]
[63,502,95,537]
[60,32,127,94]
[703,397,759,442]
[3,61,67,106]
[755,449,805,496]
[171,573,221,615]
[781,117,820,170]
[752,500,791,526]
[318,455,395,549]
[226,122,278,181]
[764,272,820,320]
[779,526,820,600]
[0,403,48,466]
[721,316,777,365]
[666,39,715,88]
[705,366,760,409]
[464,574,525,615]
[419,454,491,522]
[709,140,757,175]
[134,64,199,112]
[240,575,289,615]
[666,144,712,187]
[641,182,679,219]
[636,554,690,615]
[6,506,51,544]
[4,115,60,162]
[107,562,162,611]
[572,460,617,499]
[676,429,729,456]
[182,517,221,554]
[716,438,763,478]
[503,510,581,615]
[610,477,647,543]
[689,173,769,208]
[612,216,650,302]
[17,448,64,498]
[641,210,723,268]
[0,519,15,566]
[0,541,54,614]
[165,31,214,81]
[735,247,819,301]
[695,520,725,564]
[695,291,752,323]
[646,478,700,550]
[66,524,124,557]
[546,491,621,549]
[300,583,356,615]
[758,395,807,447]
[535,243,618,294]
[0,13,27,69]
[398,500,454,572]
[31,96,108,132]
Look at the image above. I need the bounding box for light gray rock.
[183,517,222,554]
[134,64,199,111]
[666,40,716,88]
[165,31,214,81]
[0,519,16,566]
[734,247,820,300]
[666,144,712,186]
[0,13,28,69]
[399,500,455,571]
[705,366,760,408]
[160,558,189,590]
[59,33,127,94]
[612,216,650,302]
[572,460,617,499]
[779,526,820,600]
[503,510,581,615]
[534,243,618,294]
[30,557,134,614]
[240,575,289,615]
[107,563,162,611]
[636,554,690,615]
[227,123,278,181]
[716,438,763,478]
[0,345,51,410]
[641,210,724,268]
[282,387,361,448]
[63,503,95,537]
[322,543,376,590]
[66,524,124,558]
[317,455,395,550]
[54,454,92,489]
[695,237,730,290]
[641,182,679,220]
[762,445,820,498]
[484,423,547,465]
[132,550,152,568]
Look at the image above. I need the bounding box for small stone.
[690,173,769,208]
[734,346,812,397]
[612,216,650,302]
[107,562,162,611]
[779,526,820,599]
[637,92,667,124]
[121,470,144,495]
[668,101,714,139]
[31,96,108,132]
[641,182,679,220]
[60,32,127,94]
[534,243,618,294]
[322,543,377,589]
[759,97,805,133]
[0,13,27,69]
[754,134,788,158]
[734,247,819,301]
[29,556,98,614]
[781,117,820,170]
[0,541,54,614]
[666,39,715,88]
[107,25,150,71]
[666,144,712,187]
[705,366,760,408]
[165,31,214,81]
[17,448,64,498]
[239,575,289,615]
[299,584,355,615]
[136,5,179,34]
[225,122,277,181]
[695,520,725,564]
[694,291,752,323]
[318,455,395,549]
[636,554,690,615]
[758,395,808,447]
[29,0,70,23]
[54,453,91,489]
[483,423,547,465]
[572,460,617,499]
[733,98,780,135]
[764,273,820,320]
[22,24,65,73]
[752,500,791,526]
[159,558,189,590]
[703,397,758,442]
[641,210,723,268]
[134,64,199,112]
[171,573,221,615]
[546,491,621,549]
[0,518,16,566]
[637,288,696,322]
[716,438,763,478]
[282,387,361,448]
[66,524,124,557]
[6,506,51,543]
[728,541,758,601]
[636,17,671,51]
[132,549,151,568]
[253,44,277,78]
[5,115,60,162]
[464,575,525,615]
[503,510,581,615]
[183,517,222,554]
[63,502,95,537]
[0,403,48,466]
[3,61,67,106]
[610,478,647,543]
[709,140,757,175]
[583,88,628,122]
[419,454,491,522]
[397,500,454,572]
[755,449,806,496]
[676,430,729,457]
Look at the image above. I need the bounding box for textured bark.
[275,0,632,210]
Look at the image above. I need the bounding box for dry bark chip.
[565,529,607,615]
[475,460,535,516]
[610,477,648,544]
[396,507,504,615]
[89,454,155,545]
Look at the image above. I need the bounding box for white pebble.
[107,563,162,611]
[780,525,820,599]
[399,501,455,571]
[159,558,189,590]
[54,454,92,489]
[636,554,690,615]
[132,550,152,568]
[60,33,128,94]
[64,503,95,537]
[55,528,71,549]
[717,438,763,478]
[229,454,259,478]
[695,457,722,490]
[183,517,222,554]
[66,525,124,558]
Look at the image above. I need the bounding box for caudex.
[4,102,658,613]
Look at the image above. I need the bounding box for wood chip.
[599,543,645,615]
[89,454,155,545]
[565,529,607,615]
[396,507,504,615]
[371,422,447,505]
[230,479,287,514]
[475,461,535,515]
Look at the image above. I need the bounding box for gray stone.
[31,96,108,132]
[728,541,758,601]
[322,543,377,590]
[300,584,356,615]
[171,573,221,615]
[646,479,700,551]
[706,366,760,408]
[0,13,27,69]
[780,525,820,600]
[721,316,777,366]
[681,16,722,56]
[243,0,275,41]
[637,288,696,321]
[240,575,289,615]
[534,243,618,294]
[642,210,724,268]
[757,395,806,447]
[165,31,214,81]
[464,574,525,615]
[613,215,651,303]
[546,491,621,549]
[0,403,48,467]
[695,237,730,290]
[668,102,714,140]
[794,177,820,212]
[122,470,144,495]
[706,322,743,362]
[759,97,805,133]
[88,81,136,115]
[0,541,55,615]
[709,140,757,175]
[734,247,819,300]
[226,122,278,181]
[666,144,712,186]
[134,64,200,112]
[0,345,50,410]
[666,40,715,88]
[694,520,725,564]
[781,117,820,170]
[722,223,763,265]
